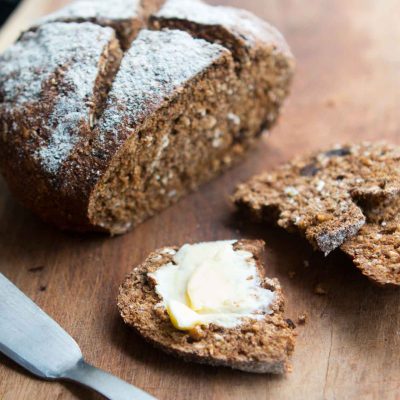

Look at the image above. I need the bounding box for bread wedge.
[117,239,296,373]
[233,142,400,286]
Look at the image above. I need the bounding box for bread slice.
[233,142,400,286]
[0,0,294,234]
[233,143,400,255]
[117,239,296,373]
[36,0,163,49]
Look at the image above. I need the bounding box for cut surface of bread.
[233,142,400,286]
[341,197,400,286]
[88,29,239,233]
[0,0,294,234]
[117,239,296,373]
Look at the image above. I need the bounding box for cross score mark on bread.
[233,142,400,286]
[118,240,296,374]
[0,0,294,234]
[36,0,164,50]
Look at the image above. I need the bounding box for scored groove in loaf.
[34,0,165,49]
[150,0,293,64]
[25,0,167,140]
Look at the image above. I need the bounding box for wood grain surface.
[1,1,400,399]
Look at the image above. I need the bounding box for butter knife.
[0,273,156,400]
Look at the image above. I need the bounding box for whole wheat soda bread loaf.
[0,0,294,234]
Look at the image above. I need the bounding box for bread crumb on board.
[325,98,337,108]
[297,313,307,325]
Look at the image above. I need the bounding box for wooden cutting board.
[1,1,400,399]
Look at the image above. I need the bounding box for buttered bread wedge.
[117,240,296,373]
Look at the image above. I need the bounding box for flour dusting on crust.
[0,22,115,174]
[154,0,290,52]
[38,0,142,24]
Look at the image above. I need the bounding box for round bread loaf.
[0,0,294,234]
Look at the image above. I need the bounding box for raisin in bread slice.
[117,240,296,374]
[0,0,294,234]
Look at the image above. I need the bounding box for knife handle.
[61,360,157,400]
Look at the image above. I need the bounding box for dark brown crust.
[117,239,296,374]
[0,0,294,235]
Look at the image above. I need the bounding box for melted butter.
[148,241,275,330]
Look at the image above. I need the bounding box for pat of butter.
[166,300,203,330]
[187,261,238,312]
[148,241,275,331]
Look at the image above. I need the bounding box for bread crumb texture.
[234,142,400,286]
[117,240,296,373]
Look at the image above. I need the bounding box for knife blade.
[0,273,156,400]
